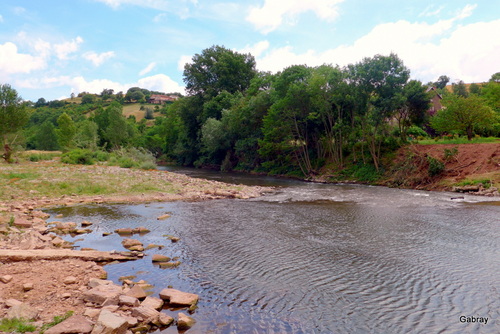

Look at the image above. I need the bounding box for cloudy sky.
[1,0,499,101]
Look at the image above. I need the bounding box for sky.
[0,0,499,102]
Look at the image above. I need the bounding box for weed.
[443,147,459,161]
[40,311,74,333]
[8,216,15,227]
[0,318,37,333]
[417,137,499,145]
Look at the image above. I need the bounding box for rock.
[5,299,23,307]
[64,276,78,284]
[84,308,101,319]
[125,285,147,300]
[23,282,34,291]
[83,284,123,305]
[32,210,50,219]
[158,261,181,269]
[151,254,171,262]
[169,236,180,243]
[124,316,138,327]
[115,228,133,236]
[140,297,163,311]
[52,236,65,247]
[127,245,144,252]
[102,232,112,237]
[121,239,143,250]
[144,244,162,250]
[6,303,39,320]
[0,275,13,283]
[81,220,93,227]
[133,226,150,234]
[54,221,78,230]
[13,218,33,228]
[44,314,94,334]
[157,313,174,327]
[119,295,140,307]
[91,309,128,334]
[88,278,114,288]
[61,293,71,299]
[177,313,196,330]
[159,288,199,306]
[130,306,160,323]
[157,214,170,220]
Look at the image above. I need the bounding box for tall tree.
[183,45,256,98]
[56,112,76,151]
[430,95,497,140]
[0,84,30,162]
[434,75,450,89]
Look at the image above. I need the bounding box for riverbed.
[47,168,500,333]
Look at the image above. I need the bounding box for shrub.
[427,156,445,176]
[61,149,95,165]
[108,147,157,169]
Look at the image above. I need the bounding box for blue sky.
[1,0,499,101]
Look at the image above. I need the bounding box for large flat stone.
[91,309,128,334]
[83,284,123,305]
[159,288,198,306]
[44,315,94,334]
[141,296,163,310]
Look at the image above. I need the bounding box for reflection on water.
[47,175,500,333]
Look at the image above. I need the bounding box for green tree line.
[2,45,499,177]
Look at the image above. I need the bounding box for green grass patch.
[454,179,492,188]
[333,163,382,183]
[40,311,74,333]
[0,318,37,333]
[416,137,500,145]
[1,172,38,180]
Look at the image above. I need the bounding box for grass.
[416,137,500,145]
[0,318,37,333]
[122,103,162,122]
[0,161,177,203]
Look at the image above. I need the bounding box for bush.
[0,318,36,333]
[443,147,458,161]
[61,149,95,165]
[108,147,157,169]
[427,156,445,176]
[61,149,109,165]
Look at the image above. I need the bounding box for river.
[47,168,500,333]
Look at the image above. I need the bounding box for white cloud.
[254,5,500,84]
[0,42,46,74]
[139,62,157,76]
[239,41,270,57]
[247,0,344,34]
[419,5,444,17]
[95,0,196,18]
[0,15,4,23]
[13,7,26,15]
[83,51,115,66]
[138,73,184,93]
[455,4,477,19]
[177,55,192,71]
[153,13,167,22]
[54,36,83,60]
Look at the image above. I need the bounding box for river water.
[47,168,500,333]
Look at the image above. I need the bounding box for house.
[426,87,443,115]
[148,94,179,104]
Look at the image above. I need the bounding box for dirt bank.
[385,142,500,192]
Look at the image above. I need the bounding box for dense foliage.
[3,46,499,177]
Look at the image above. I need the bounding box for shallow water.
[47,171,500,333]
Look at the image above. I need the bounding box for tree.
[394,80,430,141]
[430,95,497,140]
[81,94,95,105]
[490,72,500,83]
[0,84,30,162]
[183,45,256,98]
[434,75,450,89]
[452,80,468,97]
[35,121,59,151]
[74,120,98,150]
[56,112,76,151]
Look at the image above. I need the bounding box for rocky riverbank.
[0,162,272,333]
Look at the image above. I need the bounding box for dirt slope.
[386,142,500,190]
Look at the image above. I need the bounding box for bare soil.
[386,142,500,190]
